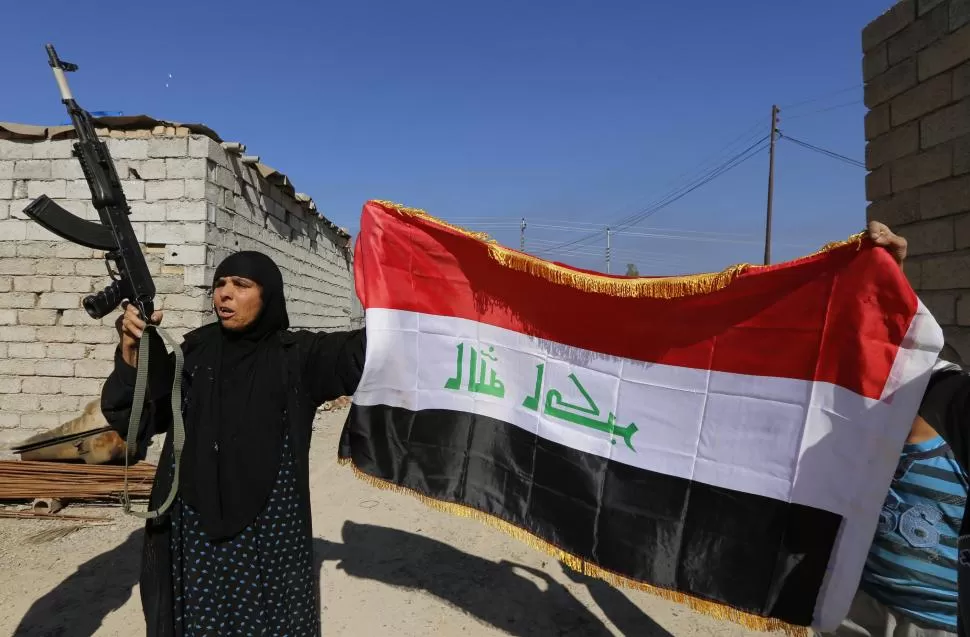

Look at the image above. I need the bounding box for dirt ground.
[0,409,789,637]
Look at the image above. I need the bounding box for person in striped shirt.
[830,407,968,637]
[828,221,969,637]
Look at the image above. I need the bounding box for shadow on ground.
[14,529,143,637]
[316,521,672,637]
[13,522,672,637]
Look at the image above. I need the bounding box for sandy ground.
[0,409,790,637]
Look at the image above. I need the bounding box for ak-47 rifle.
[21,45,185,519]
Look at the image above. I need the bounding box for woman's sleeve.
[100,331,176,449]
[303,328,366,407]
[919,360,970,472]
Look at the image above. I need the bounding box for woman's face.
[212,276,263,331]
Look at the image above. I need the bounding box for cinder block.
[129,201,168,222]
[184,179,206,199]
[34,259,76,276]
[0,201,8,220]
[0,309,16,325]
[34,359,75,377]
[183,265,215,288]
[36,326,76,342]
[17,309,58,326]
[59,309,95,326]
[0,162,11,180]
[167,200,207,221]
[75,259,110,276]
[0,358,35,375]
[38,292,82,310]
[166,158,205,179]
[864,43,890,82]
[0,142,34,160]
[867,165,893,200]
[61,377,102,395]
[87,343,116,360]
[892,144,953,190]
[905,218,957,256]
[75,359,113,377]
[0,292,36,309]
[956,211,970,248]
[953,0,970,31]
[54,243,95,259]
[128,159,167,180]
[122,180,146,200]
[0,394,41,412]
[888,4,949,64]
[867,122,920,169]
[0,326,36,342]
[147,137,189,158]
[74,328,116,344]
[22,377,60,394]
[13,160,51,179]
[891,73,952,127]
[51,276,93,293]
[33,139,74,160]
[51,159,84,180]
[9,342,45,358]
[40,395,82,412]
[64,179,91,199]
[145,179,185,201]
[918,23,970,80]
[922,252,970,288]
[165,244,207,266]
[865,2,917,52]
[0,377,22,394]
[106,138,149,160]
[956,134,970,173]
[920,174,970,218]
[0,180,13,199]
[13,276,52,292]
[154,274,187,294]
[921,97,970,148]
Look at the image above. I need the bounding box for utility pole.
[764,104,780,266]
[520,217,527,251]
[606,226,612,274]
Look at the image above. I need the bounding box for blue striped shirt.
[860,436,968,631]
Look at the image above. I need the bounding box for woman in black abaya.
[101,251,365,637]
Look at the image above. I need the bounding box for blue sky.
[2,0,890,275]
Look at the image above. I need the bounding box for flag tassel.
[338,457,809,637]
[375,199,865,300]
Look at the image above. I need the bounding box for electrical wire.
[780,84,862,111]
[542,137,770,256]
[784,100,863,120]
[779,134,865,169]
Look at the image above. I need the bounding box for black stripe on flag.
[340,404,843,626]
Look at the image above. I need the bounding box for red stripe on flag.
[354,202,918,400]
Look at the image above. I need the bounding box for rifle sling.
[122,325,185,519]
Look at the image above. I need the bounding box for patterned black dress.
[169,433,317,637]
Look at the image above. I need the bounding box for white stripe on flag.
[355,305,942,629]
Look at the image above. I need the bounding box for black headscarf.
[181,251,291,540]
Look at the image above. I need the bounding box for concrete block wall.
[0,125,353,449]
[863,0,970,363]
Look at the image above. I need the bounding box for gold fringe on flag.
[338,456,809,637]
[374,200,870,301]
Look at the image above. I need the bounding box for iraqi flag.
[338,200,943,633]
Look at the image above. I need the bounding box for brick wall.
[863,0,970,363]
[0,126,353,450]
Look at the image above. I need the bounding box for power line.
[785,100,863,120]
[779,134,865,169]
[543,137,770,256]
[780,84,862,111]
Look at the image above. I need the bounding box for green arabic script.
[523,364,638,451]
[444,343,506,398]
